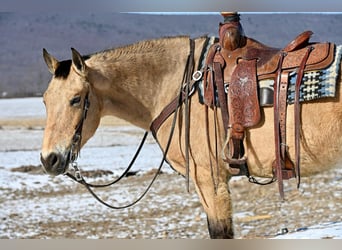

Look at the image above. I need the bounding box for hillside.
[1,13,341,97]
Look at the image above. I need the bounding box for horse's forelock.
[54,55,91,79]
[55,60,71,79]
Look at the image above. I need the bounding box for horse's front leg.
[192,171,234,239]
[157,118,234,238]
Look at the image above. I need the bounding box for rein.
[65,39,197,209]
[65,131,148,187]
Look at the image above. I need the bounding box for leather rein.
[65,38,197,209]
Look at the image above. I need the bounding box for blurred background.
[0,12,341,98]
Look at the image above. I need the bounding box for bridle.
[64,39,197,209]
[68,91,90,178]
[65,90,157,209]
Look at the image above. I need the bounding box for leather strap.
[204,44,221,107]
[150,94,184,137]
[273,52,287,200]
[213,59,229,133]
[279,72,289,160]
[294,46,314,188]
[150,44,195,137]
[273,46,313,199]
[184,39,195,192]
[70,91,90,162]
[150,37,211,137]
[278,72,296,180]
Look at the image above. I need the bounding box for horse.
[40,35,342,239]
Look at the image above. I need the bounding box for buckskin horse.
[40,13,342,238]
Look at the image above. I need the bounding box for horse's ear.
[71,48,87,76]
[43,48,59,74]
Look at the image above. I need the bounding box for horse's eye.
[70,96,81,106]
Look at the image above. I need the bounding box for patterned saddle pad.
[259,45,342,105]
[198,45,342,106]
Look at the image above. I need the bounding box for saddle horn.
[219,12,246,51]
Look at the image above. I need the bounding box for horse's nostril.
[40,152,67,176]
[40,152,60,170]
[47,153,59,167]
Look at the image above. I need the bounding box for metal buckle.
[72,162,82,181]
[224,83,229,93]
[75,171,82,181]
[72,133,81,145]
[192,70,203,81]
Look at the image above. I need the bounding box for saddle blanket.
[260,44,342,105]
[198,44,342,106]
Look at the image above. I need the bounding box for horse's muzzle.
[40,152,69,176]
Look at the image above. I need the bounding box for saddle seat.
[219,33,334,84]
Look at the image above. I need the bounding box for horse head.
[40,48,101,176]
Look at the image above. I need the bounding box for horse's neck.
[87,37,196,130]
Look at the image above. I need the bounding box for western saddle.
[204,12,335,199]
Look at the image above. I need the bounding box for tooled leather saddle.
[204,13,335,198]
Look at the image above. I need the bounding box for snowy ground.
[0,98,341,239]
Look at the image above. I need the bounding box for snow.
[273,221,342,239]
[0,97,341,239]
[0,97,45,119]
